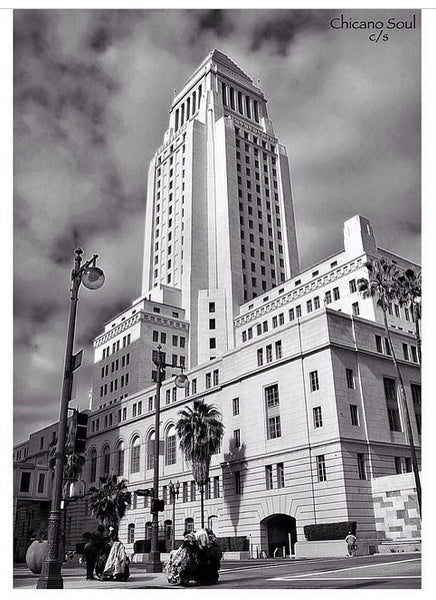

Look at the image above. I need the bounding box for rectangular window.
[296,305,302,317]
[213,369,219,386]
[166,389,171,405]
[191,378,197,394]
[214,476,220,498]
[313,406,323,428]
[234,429,241,448]
[333,287,340,301]
[209,318,216,329]
[309,370,319,392]
[346,368,355,389]
[306,299,313,313]
[411,384,421,435]
[183,482,188,503]
[316,455,327,482]
[411,346,418,363]
[384,377,402,432]
[314,296,320,310]
[272,316,278,328]
[289,308,295,321]
[376,335,383,353]
[405,457,412,473]
[232,397,240,416]
[266,344,272,363]
[37,472,45,494]
[235,471,242,495]
[205,373,211,389]
[352,302,360,316]
[277,462,285,488]
[191,481,196,502]
[275,340,282,359]
[265,465,273,490]
[384,338,391,355]
[395,456,402,474]
[350,404,359,426]
[349,279,357,293]
[325,290,332,305]
[357,453,366,480]
[403,343,409,360]
[165,435,176,466]
[268,415,281,439]
[265,384,279,407]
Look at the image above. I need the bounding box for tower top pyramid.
[209,49,253,83]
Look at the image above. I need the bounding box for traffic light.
[73,412,89,454]
[151,498,165,513]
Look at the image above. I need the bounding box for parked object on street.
[165,528,222,586]
[26,540,48,574]
[345,532,357,557]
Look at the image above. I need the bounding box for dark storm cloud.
[249,9,334,54]
[13,8,420,443]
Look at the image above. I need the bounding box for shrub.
[217,536,249,552]
[303,521,357,541]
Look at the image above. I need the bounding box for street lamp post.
[168,480,180,551]
[146,346,187,573]
[37,248,105,589]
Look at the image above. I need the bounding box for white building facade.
[13,51,421,560]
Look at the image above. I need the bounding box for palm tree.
[88,474,132,529]
[358,258,421,515]
[396,268,422,363]
[176,400,224,528]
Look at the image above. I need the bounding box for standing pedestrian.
[345,531,357,557]
[83,525,106,580]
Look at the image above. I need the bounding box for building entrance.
[261,514,297,557]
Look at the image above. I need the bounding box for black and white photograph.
[10,5,425,591]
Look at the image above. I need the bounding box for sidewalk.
[13,564,176,589]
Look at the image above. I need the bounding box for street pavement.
[12,553,421,590]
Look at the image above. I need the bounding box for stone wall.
[371,472,421,542]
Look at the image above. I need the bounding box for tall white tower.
[142,50,300,367]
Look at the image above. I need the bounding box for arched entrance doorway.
[261,514,297,557]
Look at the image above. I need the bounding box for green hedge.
[217,536,249,552]
[303,521,357,541]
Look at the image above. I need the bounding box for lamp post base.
[36,559,63,589]
[145,550,163,572]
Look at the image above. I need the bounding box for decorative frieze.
[235,257,364,328]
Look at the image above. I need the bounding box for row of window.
[87,426,215,483]
[174,83,202,131]
[101,353,130,379]
[102,334,132,359]
[18,470,46,494]
[222,82,260,123]
[99,372,130,398]
[152,331,186,348]
[376,335,419,363]
[257,340,282,366]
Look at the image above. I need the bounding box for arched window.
[131,436,141,474]
[184,517,194,534]
[89,449,97,483]
[127,523,135,544]
[117,441,125,477]
[145,521,152,540]
[102,444,110,476]
[165,425,177,466]
[208,515,218,533]
[147,431,155,470]
[164,519,173,540]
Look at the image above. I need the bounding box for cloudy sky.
[13,8,421,444]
